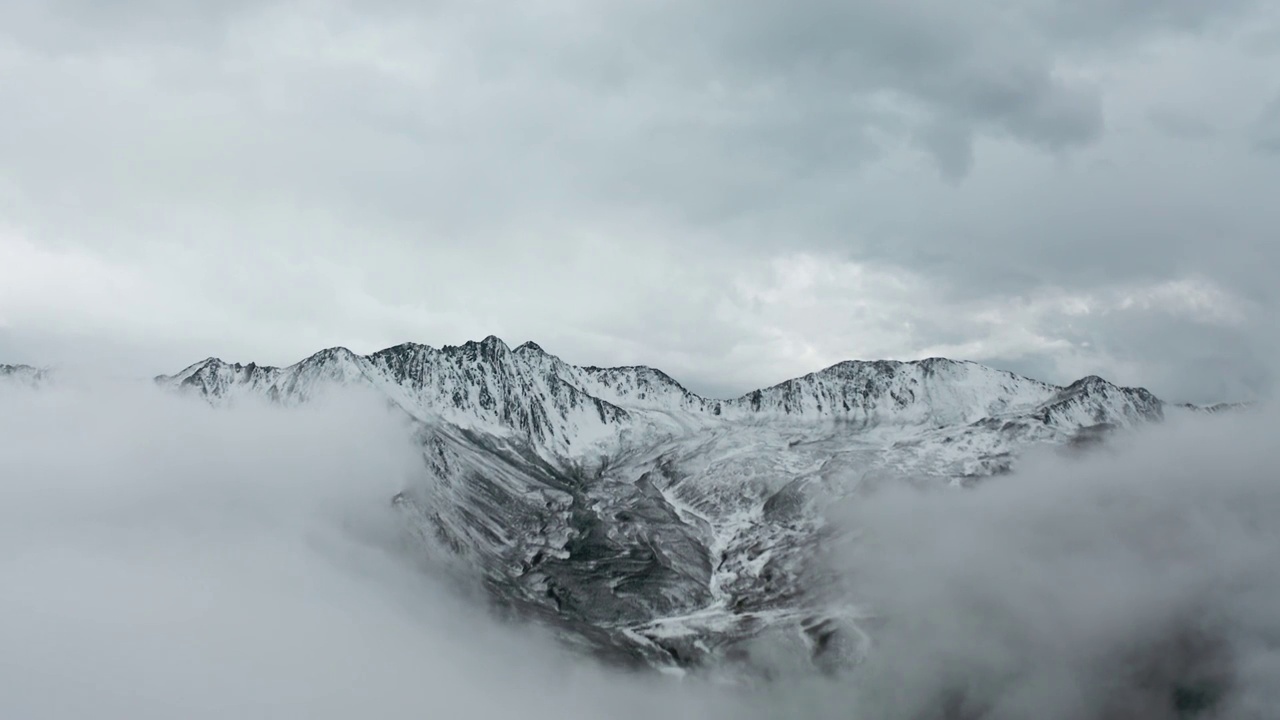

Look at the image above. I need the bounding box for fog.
[0,383,748,719]
[822,406,1280,719]
[1,380,1277,719]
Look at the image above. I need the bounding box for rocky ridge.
[156,336,1168,464]
[141,336,1193,674]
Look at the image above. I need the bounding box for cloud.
[1146,105,1218,139]
[0,0,1277,404]
[0,367,1277,718]
[817,404,1280,719]
[1254,95,1280,153]
[711,252,1266,402]
[2,206,1268,403]
[0,382,762,719]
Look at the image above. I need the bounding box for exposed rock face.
[150,337,1182,673]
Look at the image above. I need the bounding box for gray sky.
[1,0,1277,403]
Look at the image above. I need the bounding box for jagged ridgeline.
[140,337,1191,673]
[0,363,49,388]
[156,336,1166,458]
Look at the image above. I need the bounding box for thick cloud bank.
[0,381,1276,718]
[0,384,746,719]
[823,406,1280,719]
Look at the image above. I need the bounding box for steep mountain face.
[722,357,1058,425]
[162,338,639,458]
[152,337,1180,674]
[1037,375,1164,427]
[163,358,282,400]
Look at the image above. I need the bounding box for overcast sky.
[1,0,1277,403]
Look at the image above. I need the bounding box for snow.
[154,341,1169,471]
[143,335,1186,671]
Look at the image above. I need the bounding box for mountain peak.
[1066,375,1109,389]
[373,342,436,358]
[297,346,359,365]
[443,335,511,355]
[1039,374,1162,428]
[165,356,231,380]
[0,363,48,387]
[733,356,1057,424]
[147,337,1197,463]
[818,357,969,377]
[156,355,282,401]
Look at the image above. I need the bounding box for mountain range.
[0,363,49,388]
[4,339,1220,676]
[153,336,1172,461]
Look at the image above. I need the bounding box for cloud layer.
[823,406,1280,718]
[0,383,754,719]
[1,378,1278,718]
[1,0,1278,402]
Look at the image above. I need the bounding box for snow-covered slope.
[722,358,1057,425]
[160,337,642,459]
[1035,374,1164,428]
[150,337,1187,674]
[157,339,1166,461]
[162,357,283,400]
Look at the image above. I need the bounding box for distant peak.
[439,335,514,363]
[305,346,357,361]
[820,358,904,374]
[828,357,963,370]
[0,363,49,386]
[179,356,228,373]
[515,341,545,353]
[180,356,287,376]
[375,341,435,356]
[1066,375,1109,389]
[0,362,44,373]
[448,335,510,349]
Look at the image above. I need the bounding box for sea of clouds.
[1,379,1276,719]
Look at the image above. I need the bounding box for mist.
[1,380,1277,718]
[0,382,749,719]
[821,406,1280,719]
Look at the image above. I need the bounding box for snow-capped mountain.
[7,339,1208,674]
[148,336,1184,674]
[160,338,641,458]
[156,336,1164,462]
[723,357,1058,424]
[0,363,49,388]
